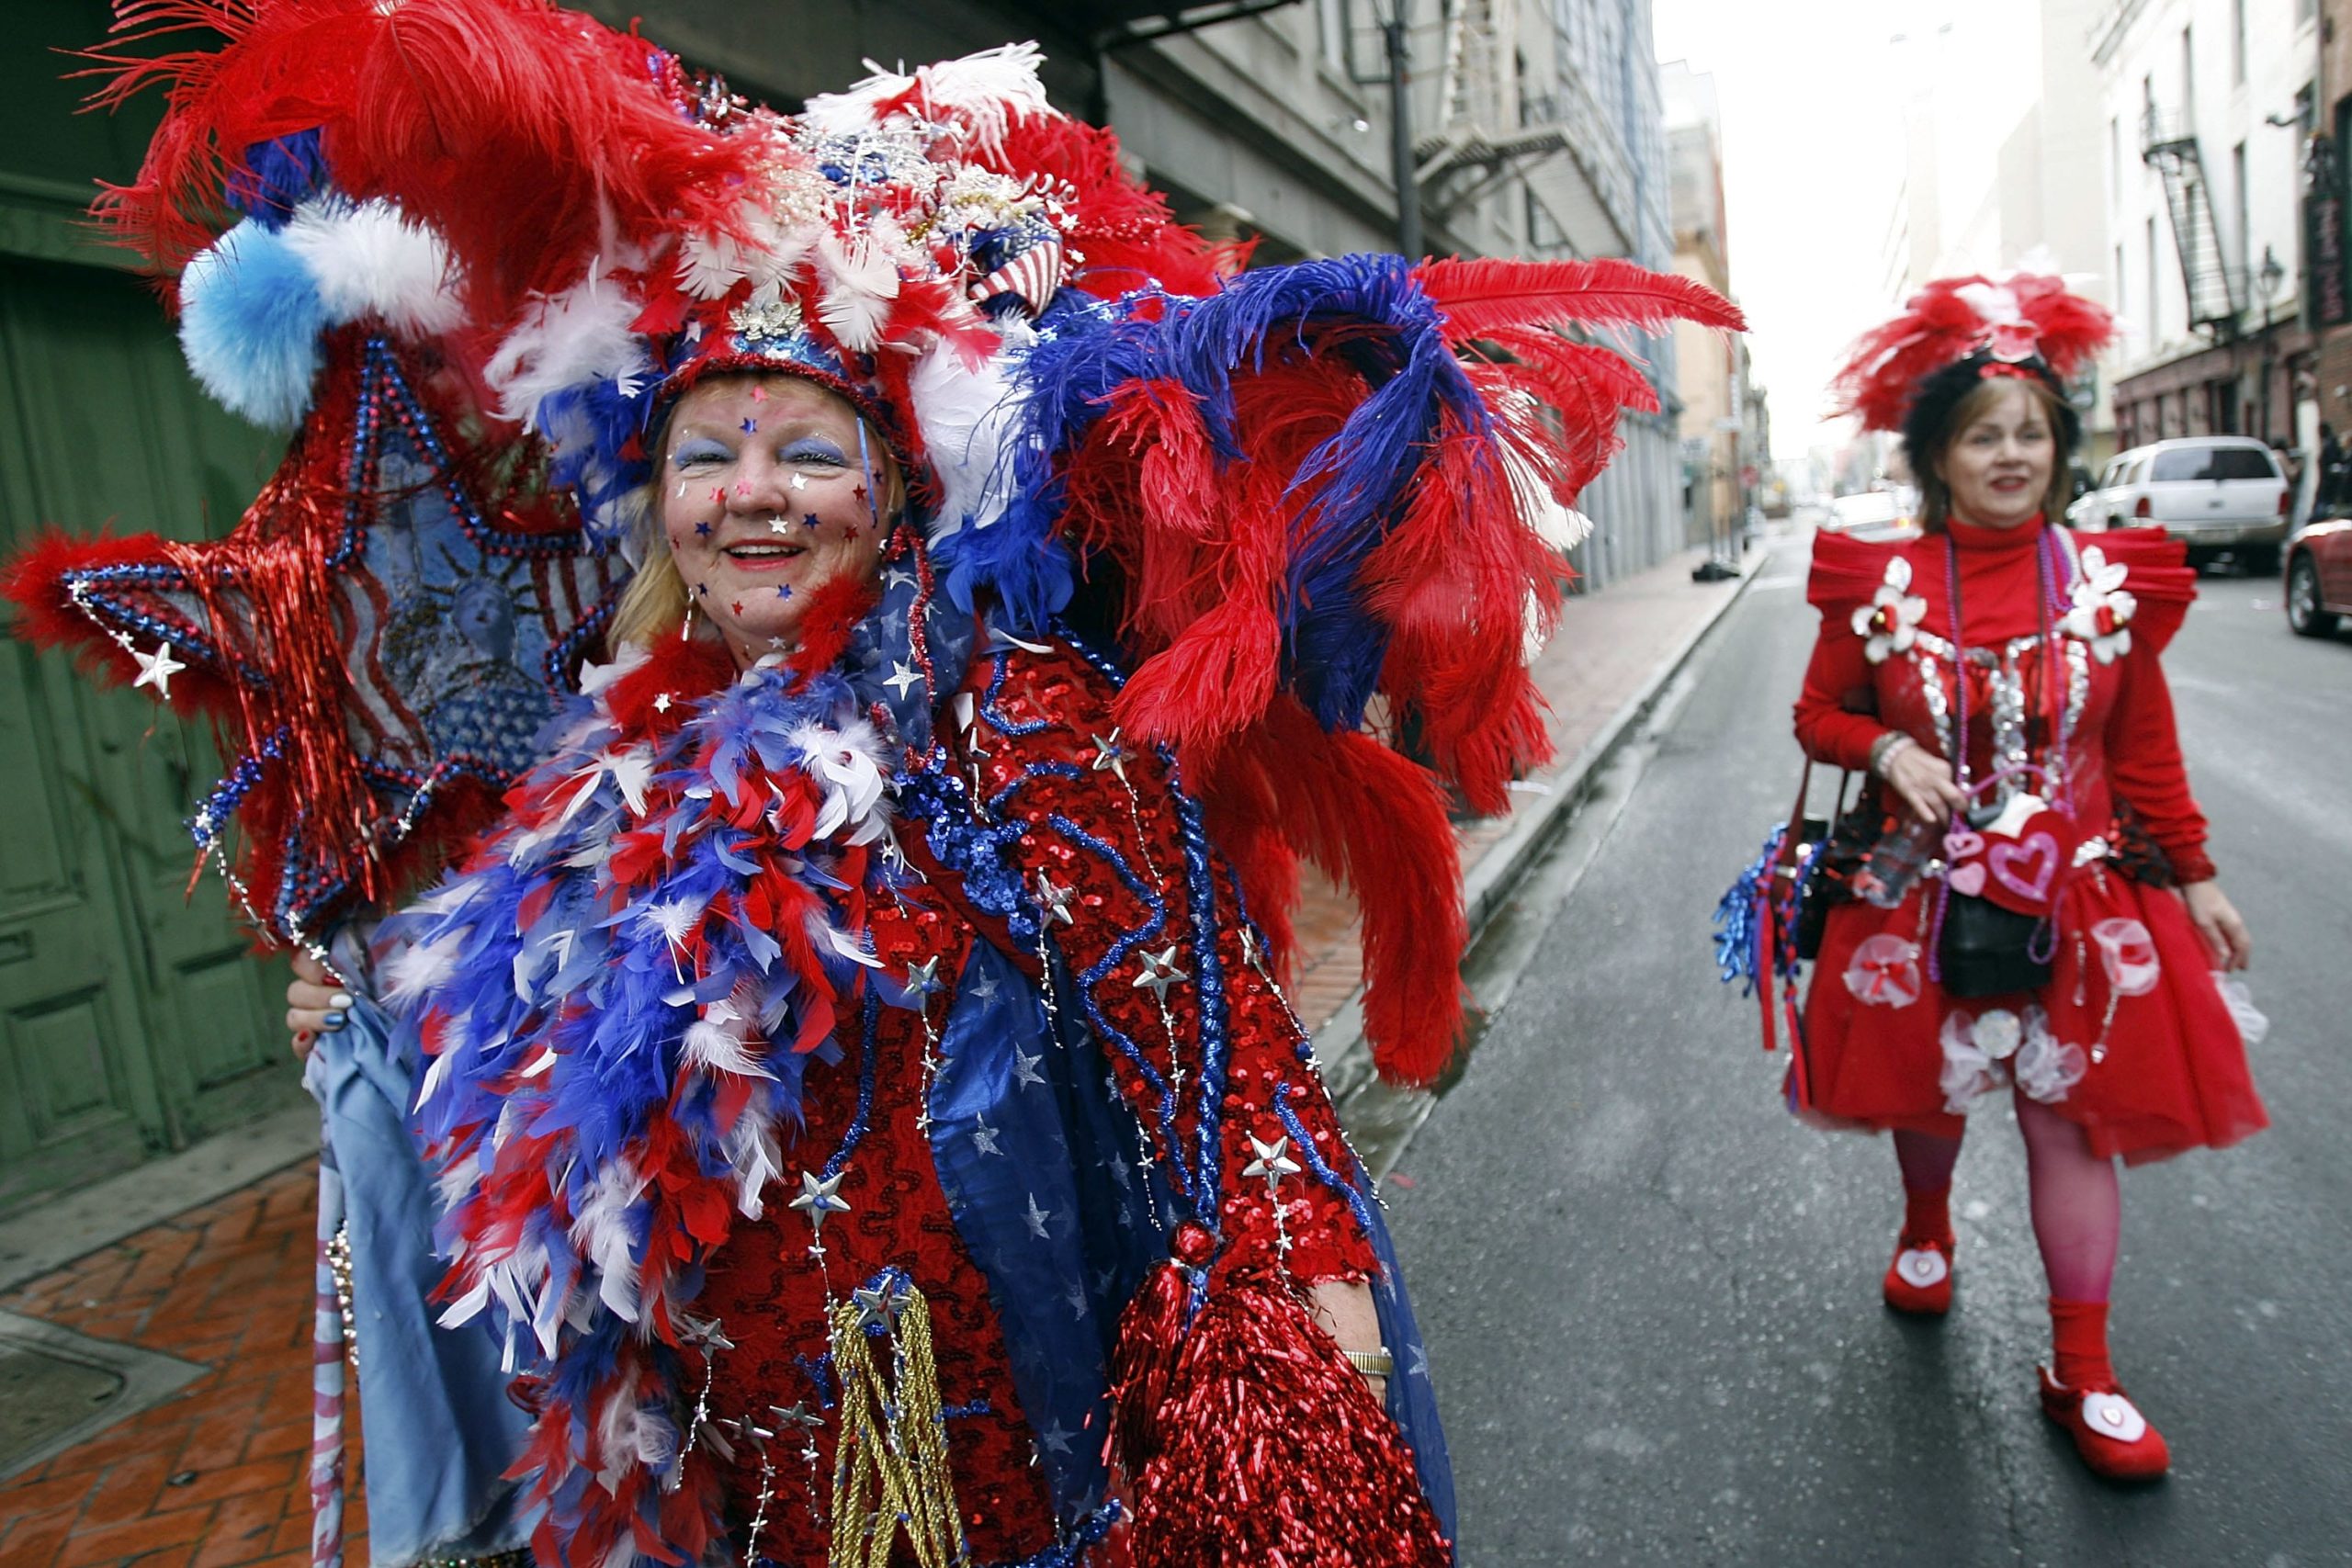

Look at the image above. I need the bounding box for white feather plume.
[909,341,1022,537]
[803,43,1050,154]
[281,197,465,338]
[814,233,899,355]
[484,265,652,427]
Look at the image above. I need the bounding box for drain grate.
[0,1311,205,1479]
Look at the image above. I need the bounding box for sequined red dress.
[1792,516,2266,1162]
[693,638,1379,1563]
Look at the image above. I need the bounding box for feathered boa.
[378,632,920,1542]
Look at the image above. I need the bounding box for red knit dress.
[1792,516,2267,1163]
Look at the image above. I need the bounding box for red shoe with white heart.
[1882,1235,1953,1315]
[2039,1367,2170,1481]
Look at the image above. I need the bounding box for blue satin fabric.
[303,994,537,1567]
[923,941,1457,1554]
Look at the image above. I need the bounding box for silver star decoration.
[1242,1133,1301,1193]
[1012,1048,1045,1089]
[884,660,923,697]
[968,967,1000,1003]
[130,641,187,699]
[904,953,943,997]
[678,1315,735,1351]
[1023,1192,1053,1239]
[1089,730,1130,783]
[971,1116,1002,1157]
[851,1281,904,1331]
[1238,925,1263,968]
[882,566,918,590]
[767,514,792,535]
[1035,871,1077,926]
[1104,1150,1132,1186]
[1408,1344,1430,1379]
[770,1402,823,1432]
[1039,1420,1075,1456]
[1064,1285,1090,1321]
[787,1169,850,1237]
[1131,946,1190,1002]
[651,692,673,714]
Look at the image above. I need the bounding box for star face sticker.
[741,417,758,434]
[787,1169,851,1237]
[694,520,712,536]
[767,514,791,535]
[775,584,792,599]
[130,641,187,699]
[1132,945,1190,1002]
[1035,871,1077,926]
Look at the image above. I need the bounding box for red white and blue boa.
[384,639,913,1563]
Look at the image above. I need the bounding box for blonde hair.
[604,378,909,654]
[1916,375,2075,534]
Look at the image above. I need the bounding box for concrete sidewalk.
[0,541,1754,1568]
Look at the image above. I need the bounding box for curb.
[1322,553,1765,1113]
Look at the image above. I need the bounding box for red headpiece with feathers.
[1830,271,2115,432]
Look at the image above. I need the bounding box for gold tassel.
[826,1278,968,1568]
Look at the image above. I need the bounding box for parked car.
[2066,436,2290,573]
[2284,517,2352,637]
[1823,491,1916,540]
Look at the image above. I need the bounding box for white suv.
[2067,436,2290,572]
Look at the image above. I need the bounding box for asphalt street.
[1385,533,2352,1567]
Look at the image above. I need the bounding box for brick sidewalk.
[0,543,1743,1568]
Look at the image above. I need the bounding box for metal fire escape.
[2141,106,2245,335]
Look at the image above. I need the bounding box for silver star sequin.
[904,953,943,997]
[1089,730,1130,784]
[1035,871,1077,926]
[131,642,187,699]
[884,660,923,697]
[1242,1133,1301,1193]
[1131,945,1190,1002]
[787,1169,850,1238]
[851,1280,905,1331]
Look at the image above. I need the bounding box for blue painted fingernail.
[322,1010,346,1030]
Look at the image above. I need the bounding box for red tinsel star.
[1,326,625,945]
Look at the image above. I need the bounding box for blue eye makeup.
[671,436,733,468]
[780,439,848,466]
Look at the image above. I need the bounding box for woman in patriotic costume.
[76,3,1739,1562]
[1790,274,2265,1481]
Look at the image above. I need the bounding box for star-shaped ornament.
[884,660,923,697]
[4,330,623,944]
[851,1280,906,1331]
[904,953,944,997]
[1243,1133,1302,1190]
[1090,730,1130,783]
[787,1169,851,1237]
[1035,871,1077,926]
[767,514,791,535]
[130,641,188,698]
[652,693,673,713]
[1131,945,1191,1002]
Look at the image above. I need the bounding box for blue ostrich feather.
[225,130,331,229]
[176,220,330,428]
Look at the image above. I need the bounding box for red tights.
[1893,1099,2122,1383]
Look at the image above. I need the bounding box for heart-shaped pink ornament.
[1948,863,1987,897]
[1988,832,2059,905]
[1943,829,1984,861]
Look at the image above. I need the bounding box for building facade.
[1662,62,1755,554]
[2093,0,2321,454]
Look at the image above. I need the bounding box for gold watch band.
[1342,1347,1395,1380]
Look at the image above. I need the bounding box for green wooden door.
[0,3,300,1217]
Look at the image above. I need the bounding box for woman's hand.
[1881,741,1967,826]
[1306,1278,1387,1402]
[285,950,353,1061]
[2179,881,2252,972]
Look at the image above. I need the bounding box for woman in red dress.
[1792,275,2265,1480]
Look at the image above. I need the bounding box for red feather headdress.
[1830,271,2115,432]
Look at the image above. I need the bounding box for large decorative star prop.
[3,328,625,946]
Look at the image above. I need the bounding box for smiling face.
[1934,378,2056,531]
[655,374,892,665]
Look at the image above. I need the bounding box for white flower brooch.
[1851,556,1928,664]
[2058,547,2136,663]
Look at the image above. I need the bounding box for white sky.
[1651,0,2041,464]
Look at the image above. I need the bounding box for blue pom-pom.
[176,220,329,428]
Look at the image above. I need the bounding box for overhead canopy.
[1001,0,1305,49]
